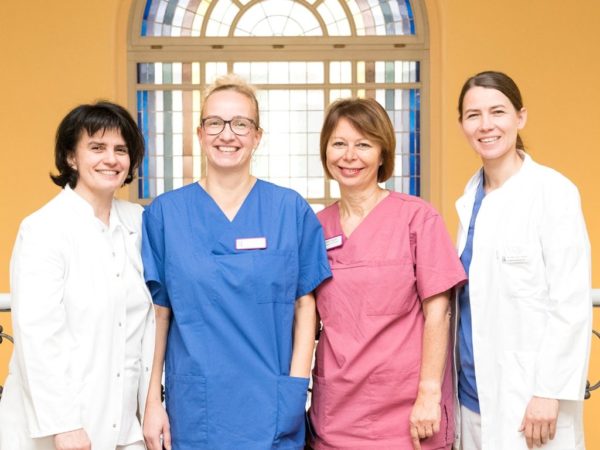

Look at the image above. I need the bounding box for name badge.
[236,237,267,250]
[325,235,343,250]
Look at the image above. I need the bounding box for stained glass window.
[132,0,426,205]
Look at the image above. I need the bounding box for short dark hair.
[320,98,395,183]
[51,101,145,188]
[458,71,525,150]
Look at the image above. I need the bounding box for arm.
[409,290,451,450]
[520,180,591,449]
[289,293,317,378]
[143,305,172,450]
[10,220,86,440]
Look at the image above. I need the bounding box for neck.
[482,149,524,192]
[338,184,387,219]
[72,186,113,225]
[200,168,256,220]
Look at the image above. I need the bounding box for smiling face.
[460,86,527,162]
[68,128,130,201]
[325,117,382,192]
[197,89,262,173]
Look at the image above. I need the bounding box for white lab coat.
[0,187,155,449]
[453,153,592,450]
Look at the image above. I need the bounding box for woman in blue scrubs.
[142,74,331,450]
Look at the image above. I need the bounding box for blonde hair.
[201,74,261,129]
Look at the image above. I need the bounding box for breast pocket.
[252,250,296,304]
[365,260,417,316]
[499,244,545,298]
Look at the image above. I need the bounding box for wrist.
[417,380,442,400]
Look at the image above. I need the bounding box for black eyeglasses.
[201,116,258,136]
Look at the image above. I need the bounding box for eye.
[115,147,129,154]
[357,142,372,150]
[232,118,250,129]
[331,140,346,148]
[492,109,506,116]
[90,145,102,152]
[465,112,479,119]
[204,117,223,128]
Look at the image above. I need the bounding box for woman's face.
[197,90,262,173]
[460,86,527,162]
[325,117,382,192]
[68,128,130,200]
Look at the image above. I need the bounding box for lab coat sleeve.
[295,197,332,298]
[142,204,171,308]
[534,179,592,400]
[9,220,83,437]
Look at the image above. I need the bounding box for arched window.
[128,0,428,207]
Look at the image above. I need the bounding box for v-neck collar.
[194,178,259,224]
[333,190,392,241]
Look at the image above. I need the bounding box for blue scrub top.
[458,177,486,414]
[142,180,331,450]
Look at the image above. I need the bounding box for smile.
[339,167,363,175]
[217,146,240,153]
[479,136,500,143]
[96,170,120,175]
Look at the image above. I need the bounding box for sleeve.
[533,180,592,400]
[295,197,332,298]
[412,211,467,301]
[9,220,83,437]
[142,203,171,308]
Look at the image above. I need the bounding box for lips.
[216,146,239,153]
[96,170,120,176]
[339,167,363,176]
[479,136,500,143]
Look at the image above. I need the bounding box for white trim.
[0,293,10,310]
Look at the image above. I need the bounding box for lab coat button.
[118,322,122,327]
[117,372,120,377]
[116,273,120,277]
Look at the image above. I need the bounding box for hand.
[409,394,441,450]
[143,400,172,450]
[519,396,559,449]
[53,429,91,450]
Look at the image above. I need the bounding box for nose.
[342,145,357,160]
[104,149,118,164]
[218,122,236,140]
[479,113,494,130]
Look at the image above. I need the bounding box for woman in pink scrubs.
[309,98,466,450]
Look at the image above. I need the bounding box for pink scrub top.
[310,192,467,450]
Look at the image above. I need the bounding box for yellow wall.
[0,0,598,446]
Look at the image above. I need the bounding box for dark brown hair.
[458,71,525,150]
[51,101,145,188]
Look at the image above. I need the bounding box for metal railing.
[0,291,599,399]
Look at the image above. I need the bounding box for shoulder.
[386,191,441,222]
[527,157,580,201]
[144,183,198,218]
[256,179,312,212]
[20,190,70,233]
[114,198,144,230]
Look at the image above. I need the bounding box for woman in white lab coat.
[0,102,155,450]
[455,71,591,450]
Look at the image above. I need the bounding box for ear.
[517,107,528,130]
[253,127,263,149]
[67,153,77,170]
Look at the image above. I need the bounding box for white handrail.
[0,291,598,308]
[0,293,9,310]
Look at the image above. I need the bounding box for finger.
[432,418,440,434]
[549,419,557,440]
[519,415,526,432]
[410,428,422,450]
[163,426,172,450]
[532,422,542,448]
[424,423,434,438]
[525,422,534,449]
[540,422,549,445]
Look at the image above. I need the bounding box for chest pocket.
[499,244,545,298]
[252,250,296,304]
[365,260,417,316]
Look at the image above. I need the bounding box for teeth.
[218,146,238,153]
[480,137,500,143]
[97,170,118,175]
[341,168,361,174]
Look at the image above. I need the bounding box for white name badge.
[235,237,267,250]
[325,235,343,250]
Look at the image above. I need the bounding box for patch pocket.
[366,260,416,316]
[165,374,208,446]
[275,375,309,447]
[499,245,542,298]
[253,251,295,303]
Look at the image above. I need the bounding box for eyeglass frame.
[200,115,259,136]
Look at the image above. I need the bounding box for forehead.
[203,90,256,118]
[78,127,125,144]
[463,86,513,109]
[332,117,366,137]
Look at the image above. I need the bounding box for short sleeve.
[142,203,171,308]
[295,197,332,298]
[412,212,467,300]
